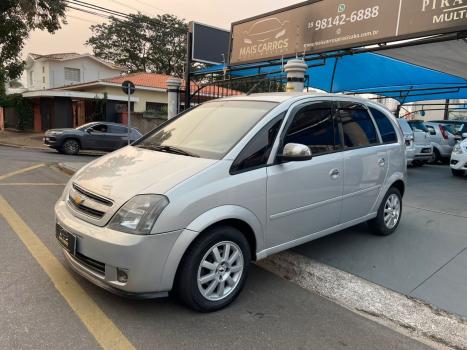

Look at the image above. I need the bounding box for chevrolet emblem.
[73,195,84,205]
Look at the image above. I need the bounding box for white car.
[450,135,467,177]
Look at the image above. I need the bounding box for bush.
[0,94,33,130]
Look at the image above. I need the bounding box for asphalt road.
[0,145,429,349]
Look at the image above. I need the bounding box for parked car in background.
[44,122,142,155]
[406,120,433,166]
[450,137,467,177]
[55,94,406,312]
[430,120,467,141]
[424,122,456,163]
[397,119,416,165]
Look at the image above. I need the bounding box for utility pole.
[184,26,193,110]
[443,99,450,121]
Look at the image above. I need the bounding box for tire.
[433,148,442,164]
[61,139,80,155]
[368,187,402,236]
[451,169,464,177]
[175,225,251,312]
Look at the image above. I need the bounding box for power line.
[65,5,111,19]
[67,13,100,24]
[67,0,130,19]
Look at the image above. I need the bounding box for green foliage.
[86,14,187,77]
[0,0,67,96]
[88,92,108,122]
[0,93,33,130]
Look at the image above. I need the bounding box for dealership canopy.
[198,37,467,103]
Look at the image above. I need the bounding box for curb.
[0,142,48,151]
[56,163,81,176]
[258,252,467,350]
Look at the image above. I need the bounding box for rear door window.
[369,107,397,143]
[337,103,379,148]
[109,125,128,134]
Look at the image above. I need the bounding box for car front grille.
[73,184,113,207]
[67,183,113,220]
[73,252,105,275]
[68,198,105,218]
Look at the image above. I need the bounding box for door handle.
[329,168,340,179]
[377,158,386,167]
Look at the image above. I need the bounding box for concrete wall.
[80,85,168,113]
[405,99,467,121]
[27,57,122,90]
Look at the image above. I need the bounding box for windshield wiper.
[137,144,199,158]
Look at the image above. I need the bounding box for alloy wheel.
[384,194,401,229]
[197,241,244,301]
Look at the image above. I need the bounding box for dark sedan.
[43,122,143,155]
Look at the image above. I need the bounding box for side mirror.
[85,128,92,133]
[462,132,467,139]
[278,143,312,163]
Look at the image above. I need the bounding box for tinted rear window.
[339,107,379,148]
[408,120,428,132]
[369,108,397,143]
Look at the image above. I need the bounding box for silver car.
[55,94,406,312]
[406,120,434,166]
[425,121,457,163]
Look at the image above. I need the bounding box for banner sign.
[229,0,467,65]
[191,22,230,65]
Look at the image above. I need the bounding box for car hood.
[45,128,77,134]
[72,146,217,203]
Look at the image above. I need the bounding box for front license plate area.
[56,224,77,254]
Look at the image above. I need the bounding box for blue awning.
[197,40,467,103]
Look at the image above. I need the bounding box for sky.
[24,0,301,57]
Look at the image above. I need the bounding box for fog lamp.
[117,268,128,283]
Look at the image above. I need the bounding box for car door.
[266,100,344,248]
[81,123,111,150]
[337,101,388,223]
[107,125,129,150]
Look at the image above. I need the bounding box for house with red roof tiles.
[22,72,242,132]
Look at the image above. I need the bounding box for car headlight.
[51,131,63,135]
[108,194,169,235]
[452,144,462,154]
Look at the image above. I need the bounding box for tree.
[87,14,187,77]
[0,0,67,96]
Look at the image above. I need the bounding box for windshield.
[135,100,278,159]
[408,120,428,132]
[76,122,96,131]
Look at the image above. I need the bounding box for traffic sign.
[122,80,135,95]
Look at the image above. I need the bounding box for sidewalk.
[0,130,47,149]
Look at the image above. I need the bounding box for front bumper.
[43,136,59,147]
[413,145,434,162]
[55,199,183,295]
[450,153,467,171]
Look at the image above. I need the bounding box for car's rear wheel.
[368,187,402,236]
[451,169,464,177]
[176,225,250,312]
[61,139,80,155]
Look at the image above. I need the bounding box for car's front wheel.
[451,169,464,177]
[368,187,402,236]
[61,139,80,155]
[176,225,251,312]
